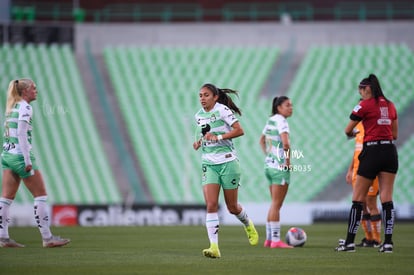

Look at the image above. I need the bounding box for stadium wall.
[9,202,414,226]
[75,21,414,55]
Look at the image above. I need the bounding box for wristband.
[217,135,223,141]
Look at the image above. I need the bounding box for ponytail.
[5,78,33,115]
[359,74,388,102]
[202,83,242,116]
[271,96,289,115]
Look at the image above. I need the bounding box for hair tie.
[14,80,19,84]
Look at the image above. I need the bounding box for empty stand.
[104,46,279,203]
[104,44,414,204]
[0,44,122,204]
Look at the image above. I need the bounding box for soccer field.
[1,223,413,275]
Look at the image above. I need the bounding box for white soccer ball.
[285,227,307,247]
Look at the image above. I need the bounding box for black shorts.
[357,141,398,180]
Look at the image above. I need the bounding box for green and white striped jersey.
[195,102,238,165]
[262,114,290,168]
[2,100,33,155]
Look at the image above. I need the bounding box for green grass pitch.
[1,223,413,274]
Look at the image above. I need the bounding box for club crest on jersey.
[210,114,216,123]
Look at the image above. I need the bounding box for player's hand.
[193,140,201,150]
[345,170,352,184]
[25,164,32,172]
[204,132,218,142]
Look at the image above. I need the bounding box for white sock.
[235,208,250,227]
[270,221,281,242]
[34,196,52,240]
[266,222,272,241]
[0,197,13,239]
[206,212,219,245]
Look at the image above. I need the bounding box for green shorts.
[265,167,290,186]
[202,160,241,190]
[1,152,37,178]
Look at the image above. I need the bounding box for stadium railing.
[10,1,414,22]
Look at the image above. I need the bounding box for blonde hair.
[5,78,33,115]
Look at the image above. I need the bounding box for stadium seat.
[104,44,414,204]
[104,46,279,203]
[0,44,122,204]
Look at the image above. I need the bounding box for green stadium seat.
[0,44,122,204]
[104,46,279,203]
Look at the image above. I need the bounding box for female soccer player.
[193,83,258,258]
[0,79,70,248]
[336,74,398,253]
[259,96,294,248]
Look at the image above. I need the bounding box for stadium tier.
[104,44,414,204]
[1,44,413,205]
[104,46,279,203]
[0,44,122,204]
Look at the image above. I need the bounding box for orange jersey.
[352,123,379,196]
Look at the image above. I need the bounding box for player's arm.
[345,158,354,185]
[259,134,267,154]
[17,120,32,172]
[345,120,359,138]
[205,121,244,142]
[280,132,290,167]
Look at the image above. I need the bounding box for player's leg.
[366,179,381,246]
[201,164,221,258]
[23,170,70,248]
[377,171,396,253]
[222,161,258,246]
[357,202,373,247]
[0,169,24,248]
[263,168,291,248]
[336,175,371,252]
[268,183,292,248]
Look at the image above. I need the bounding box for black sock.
[382,201,395,244]
[345,201,363,244]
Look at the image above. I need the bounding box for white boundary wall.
[75,21,414,55]
[8,202,414,226]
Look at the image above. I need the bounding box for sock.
[235,208,250,227]
[206,212,219,245]
[270,221,281,242]
[0,197,13,239]
[345,201,363,245]
[370,214,381,243]
[361,214,373,240]
[34,196,52,240]
[266,222,272,241]
[382,201,395,244]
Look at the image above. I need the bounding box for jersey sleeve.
[276,116,289,134]
[221,106,238,127]
[18,103,32,123]
[350,102,364,121]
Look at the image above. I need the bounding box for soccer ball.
[285,227,307,247]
